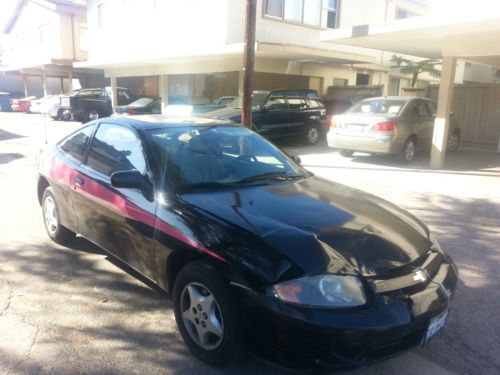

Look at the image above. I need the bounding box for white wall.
[3,2,87,66]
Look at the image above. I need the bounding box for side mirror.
[292,155,302,165]
[111,170,153,198]
[260,104,267,113]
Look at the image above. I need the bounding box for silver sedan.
[327,96,460,162]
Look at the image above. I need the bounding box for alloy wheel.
[88,110,100,121]
[447,133,460,152]
[307,127,319,144]
[180,282,224,350]
[404,140,416,161]
[43,196,58,236]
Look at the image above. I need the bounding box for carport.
[321,14,500,168]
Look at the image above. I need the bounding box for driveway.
[0,112,499,375]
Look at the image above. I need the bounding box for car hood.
[201,106,242,120]
[180,176,431,277]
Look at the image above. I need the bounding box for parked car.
[59,87,135,122]
[114,96,162,115]
[37,115,457,371]
[328,96,461,162]
[192,96,236,115]
[29,95,55,114]
[203,89,328,145]
[41,94,72,120]
[11,96,37,112]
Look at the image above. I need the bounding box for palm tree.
[391,55,441,87]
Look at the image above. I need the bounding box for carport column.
[238,70,244,96]
[158,75,169,113]
[110,76,118,108]
[22,75,29,97]
[41,70,48,96]
[430,56,457,169]
[68,71,73,93]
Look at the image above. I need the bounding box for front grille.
[369,251,443,294]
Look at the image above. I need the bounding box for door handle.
[75,176,84,186]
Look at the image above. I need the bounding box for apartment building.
[76,0,437,106]
[0,0,106,97]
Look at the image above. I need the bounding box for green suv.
[202,89,328,145]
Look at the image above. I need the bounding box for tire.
[304,123,321,145]
[84,108,100,123]
[447,130,460,153]
[399,136,417,163]
[42,187,75,245]
[57,108,72,121]
[339,150,354,158]
[173,261,243,366]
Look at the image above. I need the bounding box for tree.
[391,55,441,87]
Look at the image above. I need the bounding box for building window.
[327,0,339,28]
[97,2,111,27]
[79,25,88,51]
[39,24,50,44]
[395,7,418,20]
[333,78,348,86]
[265,0,324,27]
[356,73,370,86]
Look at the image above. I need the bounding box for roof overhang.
[320,14,500,68]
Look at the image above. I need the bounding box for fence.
[427,84,500,151]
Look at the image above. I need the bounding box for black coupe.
[37,115,458,371]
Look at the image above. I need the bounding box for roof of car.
[363,96,433,101]
[104,115,236,130]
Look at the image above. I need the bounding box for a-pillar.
[110,76,118,108]
[430,56,457,169]
[158,75,169,113]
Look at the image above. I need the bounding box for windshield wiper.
[236,171,303,184]
[175,182,236,193]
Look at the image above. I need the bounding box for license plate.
[346,124,365,132]
[424,310,448,344]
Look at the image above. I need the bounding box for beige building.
[0,0,105,97]
[77,0,442,107]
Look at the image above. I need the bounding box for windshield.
[147,125,308,191]
[129,97,156,107]
[228,92,269,110]
[348,99,406,115]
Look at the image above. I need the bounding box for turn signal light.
[373,121,397,131]
[330,118,337,128]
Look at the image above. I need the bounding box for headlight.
[271,274,366,308]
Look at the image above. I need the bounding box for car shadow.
[0,193,498,375]
[0,153,25,164]
[0,129,25,142]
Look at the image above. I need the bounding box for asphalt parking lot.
[0,112,499,375]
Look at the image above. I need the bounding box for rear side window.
[59,125,96,162]
[305,92,323,108]
[86,123,146,176]
[415,101,431,118]
[286,92,307,110]
[265,93,286,110]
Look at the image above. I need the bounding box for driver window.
[266,93,286,111]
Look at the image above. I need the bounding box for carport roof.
[320,14,500,67]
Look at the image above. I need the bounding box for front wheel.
[42,187,75,245]
[447,131,460,153]
[84,108,100,123]
[305,124,321,145]
[399,137,417,163]
[173,261,243,366]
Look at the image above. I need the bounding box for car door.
[413,100,435,149]
[254,91,290,138]
[285,91,309,135]
[72,122,158,280]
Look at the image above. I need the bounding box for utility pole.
[242,0,256,129]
